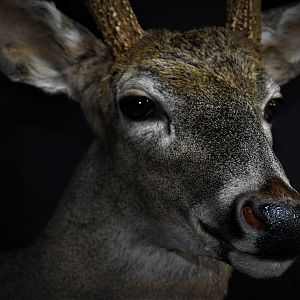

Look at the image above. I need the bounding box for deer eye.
[120,96,155,120]
[264,94,283,123]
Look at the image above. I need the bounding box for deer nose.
[241,200,300,257]
[238,182,300,258]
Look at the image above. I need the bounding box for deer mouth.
[228,249,294,278]
[193,220,295,278]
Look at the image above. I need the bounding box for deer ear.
[262,3,300,85]
[0,0,112,99]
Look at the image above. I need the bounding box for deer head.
[1,0,300,282]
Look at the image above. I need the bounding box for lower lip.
[228,250,294,278]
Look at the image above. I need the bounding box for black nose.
[242,199,300,258]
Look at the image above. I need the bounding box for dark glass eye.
[264,95,283,123]
[120,96,155,120]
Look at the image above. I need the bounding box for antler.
[88,0,144,59]
[89,0,261,56]
[226,0,262,44]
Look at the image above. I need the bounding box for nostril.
[242,206,266,231]
[237,195,300,258]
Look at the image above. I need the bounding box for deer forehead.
[113,28,269,106]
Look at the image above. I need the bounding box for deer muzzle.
[219,179,300,278]
[238,180,300,259]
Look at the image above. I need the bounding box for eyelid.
[119,89,162,111]
[272,91,283,99]
[119,89,150,99]
[118,85,173,121]
[119,89,172,124]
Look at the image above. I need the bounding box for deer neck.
[44,141,232,299]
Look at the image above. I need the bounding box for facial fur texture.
[92,28,295,278]
[1,4,299,298]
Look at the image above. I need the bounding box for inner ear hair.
[0,0,112,98]
[262,2,300,85]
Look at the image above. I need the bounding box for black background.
[1,1,300,299]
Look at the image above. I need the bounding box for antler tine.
[226,0,262,44]
[88,0,144,59]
